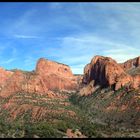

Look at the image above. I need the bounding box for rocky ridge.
[0,58,78,98]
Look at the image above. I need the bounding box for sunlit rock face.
[0,58,78,98]
[0,67,14,91]
[35,58,78,91]
[36,58,73,77]
[81,56,132,91]
[80,55,140,96]
[120,56,140,71]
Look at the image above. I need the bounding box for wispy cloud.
[39,34,140,74]
[14,34,40,39]
[0,3,140,74]
[0,58,15,65]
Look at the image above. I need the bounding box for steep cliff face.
[81,56,132,95]
[0,58,78,98]
[120,56,140,71]
[35,58,78,91]
[36,58,73,77]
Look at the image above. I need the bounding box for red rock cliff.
[36,58,73,77]
[120,56,140,71]
[83,56,132,90]
[0,58,78,98]
[35,58,78,90]
[81,56,132,95]
[0,67,13,90]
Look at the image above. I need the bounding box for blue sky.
[0,2,140,74]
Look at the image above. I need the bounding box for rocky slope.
[70,87,140,137]
[78,55,140,135]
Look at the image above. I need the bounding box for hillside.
[70,87,140,137]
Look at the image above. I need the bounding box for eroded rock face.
[0,58,78,98]
[82,56,132,91]
[0,67,13,90]
[36,58,73,77]
[81,55,140,95]
[120,56,140,71]
[0,70,25,98]
[35,58,78,91]
[0,70,47,98]
[115,74,132,90]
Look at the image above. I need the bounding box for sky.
[0,2,140,74]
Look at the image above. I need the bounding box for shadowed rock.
[81,55,132,95]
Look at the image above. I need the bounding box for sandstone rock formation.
[1,56,140,98]
[120,56,140,71]
[131,75,140,89]
[81,56,132,95]
[36,58,73,77]
[35,58,78,91]
[0,58,78,98]
[0,67,13,90]
[81,55,140,95]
